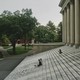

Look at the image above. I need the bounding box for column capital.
[67,3,70,7]
[61,10,64,14]
[70,0,74,3]
[64,7,67,12]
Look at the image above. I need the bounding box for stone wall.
[28,45,63,55]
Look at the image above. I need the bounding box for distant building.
[59,0,80,48]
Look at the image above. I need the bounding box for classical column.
[75,0,80,48]
[70,0,75,46]
[62,12,65,43]
[64,8,67,44]
[67,4,70,45]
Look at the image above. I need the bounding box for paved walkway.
[0,53,29,80]
[4,46,80,80]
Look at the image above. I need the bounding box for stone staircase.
[4,46,80,80]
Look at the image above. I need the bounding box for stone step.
[4,46,80,80]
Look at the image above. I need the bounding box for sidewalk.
[0,52,29,80]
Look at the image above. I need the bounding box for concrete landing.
[4,46,80,80]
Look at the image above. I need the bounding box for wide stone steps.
[4,46,80,80]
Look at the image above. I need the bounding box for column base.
[75,44,80,49]
[66,43,70,46]
[70,43,74,47]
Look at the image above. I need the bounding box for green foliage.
[34,21,62,43]
[0,8,62,55]
[47,21,56,30]
[0,8,37,54]
[34,24,55,43]
[19,9,37,50]
[1,35,10,45]
[56,22,62,42]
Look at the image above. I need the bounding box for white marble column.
[64,8,67,43]
[70,0,75,46]
[67,4,70,45]
[75,0,80,48]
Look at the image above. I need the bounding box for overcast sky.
[0,0,62,26]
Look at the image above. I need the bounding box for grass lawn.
[7,46,32,55]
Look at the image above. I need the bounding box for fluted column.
[62,12,65,43]
[64,8,67,43]
[67,4,70,45]
[70,0,75,46]
[75,0,80,48]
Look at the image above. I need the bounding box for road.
[0,54,27,80]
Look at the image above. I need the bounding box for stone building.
[59,0,80,48]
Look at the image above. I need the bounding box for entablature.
[60,0,70,13]
[59,0,66,7]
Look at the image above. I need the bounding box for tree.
[0,9,38,54]
[34,25,55,43]
[34,25,47,43]
[0,10,22,54]
[1,35,10,45]
[56,22,62,42]
[46,21,56,42]
[47,21,56,31]
[19,9,37,50]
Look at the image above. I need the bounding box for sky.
[0,0,62,26]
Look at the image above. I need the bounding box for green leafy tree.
[34,25,46,43]
[1,35,10,45]
[34,25,55,43]
[0,9,38,54]
[56,22,62,42]
[0,10,22,54]
[20,9,37,50]
[47,21,56,31]
[46,21,56,42]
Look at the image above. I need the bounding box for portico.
[59,0,80,48]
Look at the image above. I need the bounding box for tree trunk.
[24,35,27,50]
[24,40,27,50]
[12,41,16,55]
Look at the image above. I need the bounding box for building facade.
[59,0,80,48]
